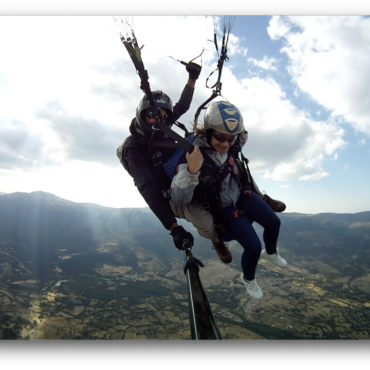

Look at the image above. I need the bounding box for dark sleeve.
[122,139,177,230]
[172,84,195,122]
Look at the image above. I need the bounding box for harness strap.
[173,121,191,137]
[192,149,241,234]
[120,32,194,153]
[194,16,234,127]
[198,149,256,233]
[223,209,244,221]
[151,151,172,198]
[193,91,219,129]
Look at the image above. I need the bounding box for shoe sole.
[261,249,287,268]
[214,247,232,264]
[240,274,263,299]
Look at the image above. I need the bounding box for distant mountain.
[278,211,370,258]
[1,191,370,264]
[1,191,370,340]
[1,190,369,251]
[0,192,7,196]
[0,190,201,242]
[0,191,180,279]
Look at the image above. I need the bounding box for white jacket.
[169,131,262,208]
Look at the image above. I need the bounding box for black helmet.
[135,90,174,136]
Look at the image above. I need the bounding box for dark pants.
[219,190,281,281]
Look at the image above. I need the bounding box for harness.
[175,141,253,235]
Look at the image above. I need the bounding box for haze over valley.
[1,191,369,340]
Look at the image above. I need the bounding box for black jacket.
[118,84,194,230]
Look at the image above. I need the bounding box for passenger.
[169,101,287,299]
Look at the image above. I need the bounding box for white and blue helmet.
[204,101,244,135]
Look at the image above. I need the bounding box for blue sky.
[1,4,370,214]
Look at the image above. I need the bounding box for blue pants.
[219,190,281,281]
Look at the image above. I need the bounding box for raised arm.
[172,62,201,121]
[170,145,204,205]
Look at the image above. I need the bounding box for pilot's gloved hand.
[170,225,194,250]
[186,62,202,80]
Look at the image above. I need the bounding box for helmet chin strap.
[151,114,172,131]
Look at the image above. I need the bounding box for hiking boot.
[212,242,232,264]
[261,247,287,268]
[263,193,286,213]
[240,273,263,299]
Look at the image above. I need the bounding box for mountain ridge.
[1,191,370,339]
[3,190,370,216]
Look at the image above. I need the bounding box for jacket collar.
[129,118,151,145]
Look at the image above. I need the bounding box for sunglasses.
[146,113,168,121]
[212,132,238,143]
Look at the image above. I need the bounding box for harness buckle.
[152,151,163,166]
[195,200,210,210]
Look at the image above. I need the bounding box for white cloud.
[0,15,360,209]
[217,75,346,181]
[247,56,278,71]
[223,33,248,58]
[268,16,370,136]
[358,139,366,146]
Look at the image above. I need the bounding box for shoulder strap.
[193,16,235,128]
[163,136,196,180]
